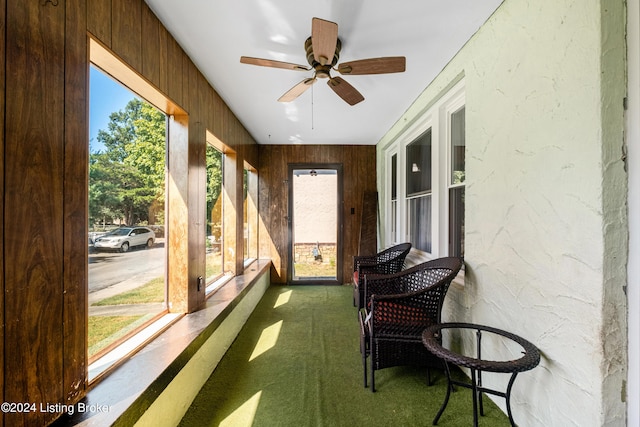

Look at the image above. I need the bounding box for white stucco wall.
[376,0,627,425]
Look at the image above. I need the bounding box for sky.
[89,65,139,152]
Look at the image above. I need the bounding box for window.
[205,131,235,294]
[449,106,465,258]
[206,143,224,283]
[390,153,398,243]
[244,164,258,264]
[383,80,465,259]
[88,39,188,382]
[88,66,168,363]
[406,129,433,252]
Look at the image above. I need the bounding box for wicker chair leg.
[359,312,369,388]
[363,354,368,388]
[371,365,376,392]
[352,285,357,307]
[370,337,376,392]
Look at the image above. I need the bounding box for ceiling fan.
[240,17,406,106]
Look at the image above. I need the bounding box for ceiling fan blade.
[327,77,364,106]
[337,57,406,75]
[240,56,310,71]
[278,78,317,102]
[312,18,338,65]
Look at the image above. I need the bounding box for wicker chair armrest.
[357,261,381,275]
[364,273,404,298]
[353,255,378,271]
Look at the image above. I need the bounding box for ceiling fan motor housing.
[305,37,341,78]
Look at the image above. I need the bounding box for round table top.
[422,322,540,373]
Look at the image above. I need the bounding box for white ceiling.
[144,0,503,145]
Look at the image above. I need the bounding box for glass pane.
[408,195,432,252]
[243,166,258,262]
[406,129,432,196]
[451,107,465,185]
[206,145,223,282]
[391,200,398,243]
[88,66,167,360]
[449,187,465,258]
[292,169,337,280]
[391,153,397,200]
[243,168,248,261]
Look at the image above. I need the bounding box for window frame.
[205,139,226,287]
[405,127,434,253]
[243,162,259,265]
[445,102,466,258]
[88,38,189,383]
[383,79,465,260]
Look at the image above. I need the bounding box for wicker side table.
[422,323,540,427]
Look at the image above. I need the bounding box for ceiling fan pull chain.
[311,84,315,130]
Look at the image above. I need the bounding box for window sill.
[88,312,183,383]
[53,259,272,427]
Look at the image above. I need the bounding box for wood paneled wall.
[258,145,377,284]
[2,1,257,425]
[2,1,375,425]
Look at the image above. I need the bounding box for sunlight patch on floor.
[220,390,262,427]
[249,320,283,362]
[274,290,292,308]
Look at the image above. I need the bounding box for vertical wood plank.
[212,90,224,141]
[158,23,169,95]
[5,0,65,424]
[141,3,160,88]
[63,0,88,406]
[86,0,111,47]
[111,0,142,72]
[0,0,5,420]
[166,36,183,108]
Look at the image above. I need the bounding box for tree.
[206,145,223,238]
[90,99,166,227]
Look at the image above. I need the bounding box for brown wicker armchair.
[352,242,411,310]
[359,257,463,392]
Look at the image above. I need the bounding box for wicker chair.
[359,256,463,392]
[352,242,411,310]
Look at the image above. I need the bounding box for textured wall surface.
[376,0,627,425]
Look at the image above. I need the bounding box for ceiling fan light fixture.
[240,17,405,106]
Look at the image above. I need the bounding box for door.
[288,164,343,285]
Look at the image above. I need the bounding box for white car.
[93,226,155,253]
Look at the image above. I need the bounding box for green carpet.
[179,285,511,427]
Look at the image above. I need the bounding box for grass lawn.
[92,277,164,306]
[88,315,145,357]
[293,260,336,278]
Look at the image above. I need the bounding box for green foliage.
[90,99,166,226]
[206,145,223,237]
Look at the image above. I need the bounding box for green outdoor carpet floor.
[179,285,511,427]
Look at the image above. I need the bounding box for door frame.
[287,163,343,285]
[627,0,639,424]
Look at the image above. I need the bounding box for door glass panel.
[291,169,338,281]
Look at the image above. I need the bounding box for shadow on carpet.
[179,285,511,427]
